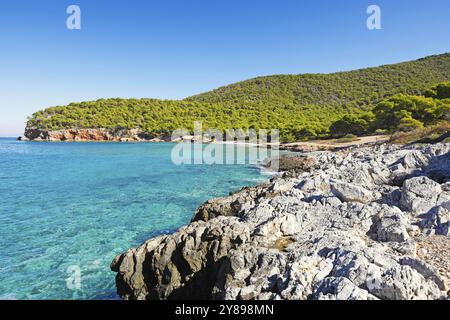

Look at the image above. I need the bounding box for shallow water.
[0,138,271,299]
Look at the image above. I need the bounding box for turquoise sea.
[0,138,271,299]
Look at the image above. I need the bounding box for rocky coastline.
[21,128,224,143]
[111,142,450,300]
[22,128,168,142]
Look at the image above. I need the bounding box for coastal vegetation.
[389,122,450,145]
[329,82,450,137]
[26,53,450,142]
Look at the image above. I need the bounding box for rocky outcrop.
[111,143,450,300]
[265,155,319,174]
[191,183,271,222]
[24,128,168,142]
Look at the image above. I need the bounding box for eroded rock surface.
[111,143,450,300]
[24,128,168,142]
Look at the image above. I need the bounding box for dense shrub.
[330,83,450,135]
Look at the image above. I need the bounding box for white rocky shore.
[111,143,450,300]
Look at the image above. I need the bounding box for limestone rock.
[421,206,450,236]
[111,143,450,300]
[400,176,442,214]
[313,277,377,300]
[400,257,446,290]
[330,180,378,204]
[367,265,442,300]
[373,210,410,243]
[267,155,319,173]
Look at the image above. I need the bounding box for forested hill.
[26,53,450,141]
[187,53,450,107]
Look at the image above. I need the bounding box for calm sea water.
[0,138,271,299]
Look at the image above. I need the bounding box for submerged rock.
[111,143,450,300]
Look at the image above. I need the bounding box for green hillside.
[26,53,450,142]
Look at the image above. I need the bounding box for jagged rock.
[390,240,417,256]
[421,206,450,236]
[111,217,251,300]
[313,277,378,300]
[266,155,319,173]
[402,150,430,170]
[191,182,271,222]
[424,147,450,182]
[112,143,450,300]
[400,257,446,290]
[373,209,410,243]
[296,172,330,194]
[192,196,242,222]
[442,182,450,192]
[400,176,442,214]
[330,180,378,204]
[367,265,442,300]
[389,163,411,186]
[253,212,303,239]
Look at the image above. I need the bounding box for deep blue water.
[0,138,271,299]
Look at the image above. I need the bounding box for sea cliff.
[111,142,450,300]
[23,128,165,142]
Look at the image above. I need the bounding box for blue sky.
[1,0,450,136]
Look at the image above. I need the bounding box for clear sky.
[1,0,450,136]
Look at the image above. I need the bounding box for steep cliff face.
[111,143,450,300]
[24,128,166,142]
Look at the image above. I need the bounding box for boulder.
[111,217,251,300]
[267,155,318,173]
[400,176,442,214]
[330,180,378,204]
[373,211,410,243]
[367,265,442,300]
[421,206,450,236]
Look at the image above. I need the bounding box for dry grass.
[389,122,450,145]
[272,237,295,252]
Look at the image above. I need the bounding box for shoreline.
[18,129,391,152]
[111,141,450,300]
